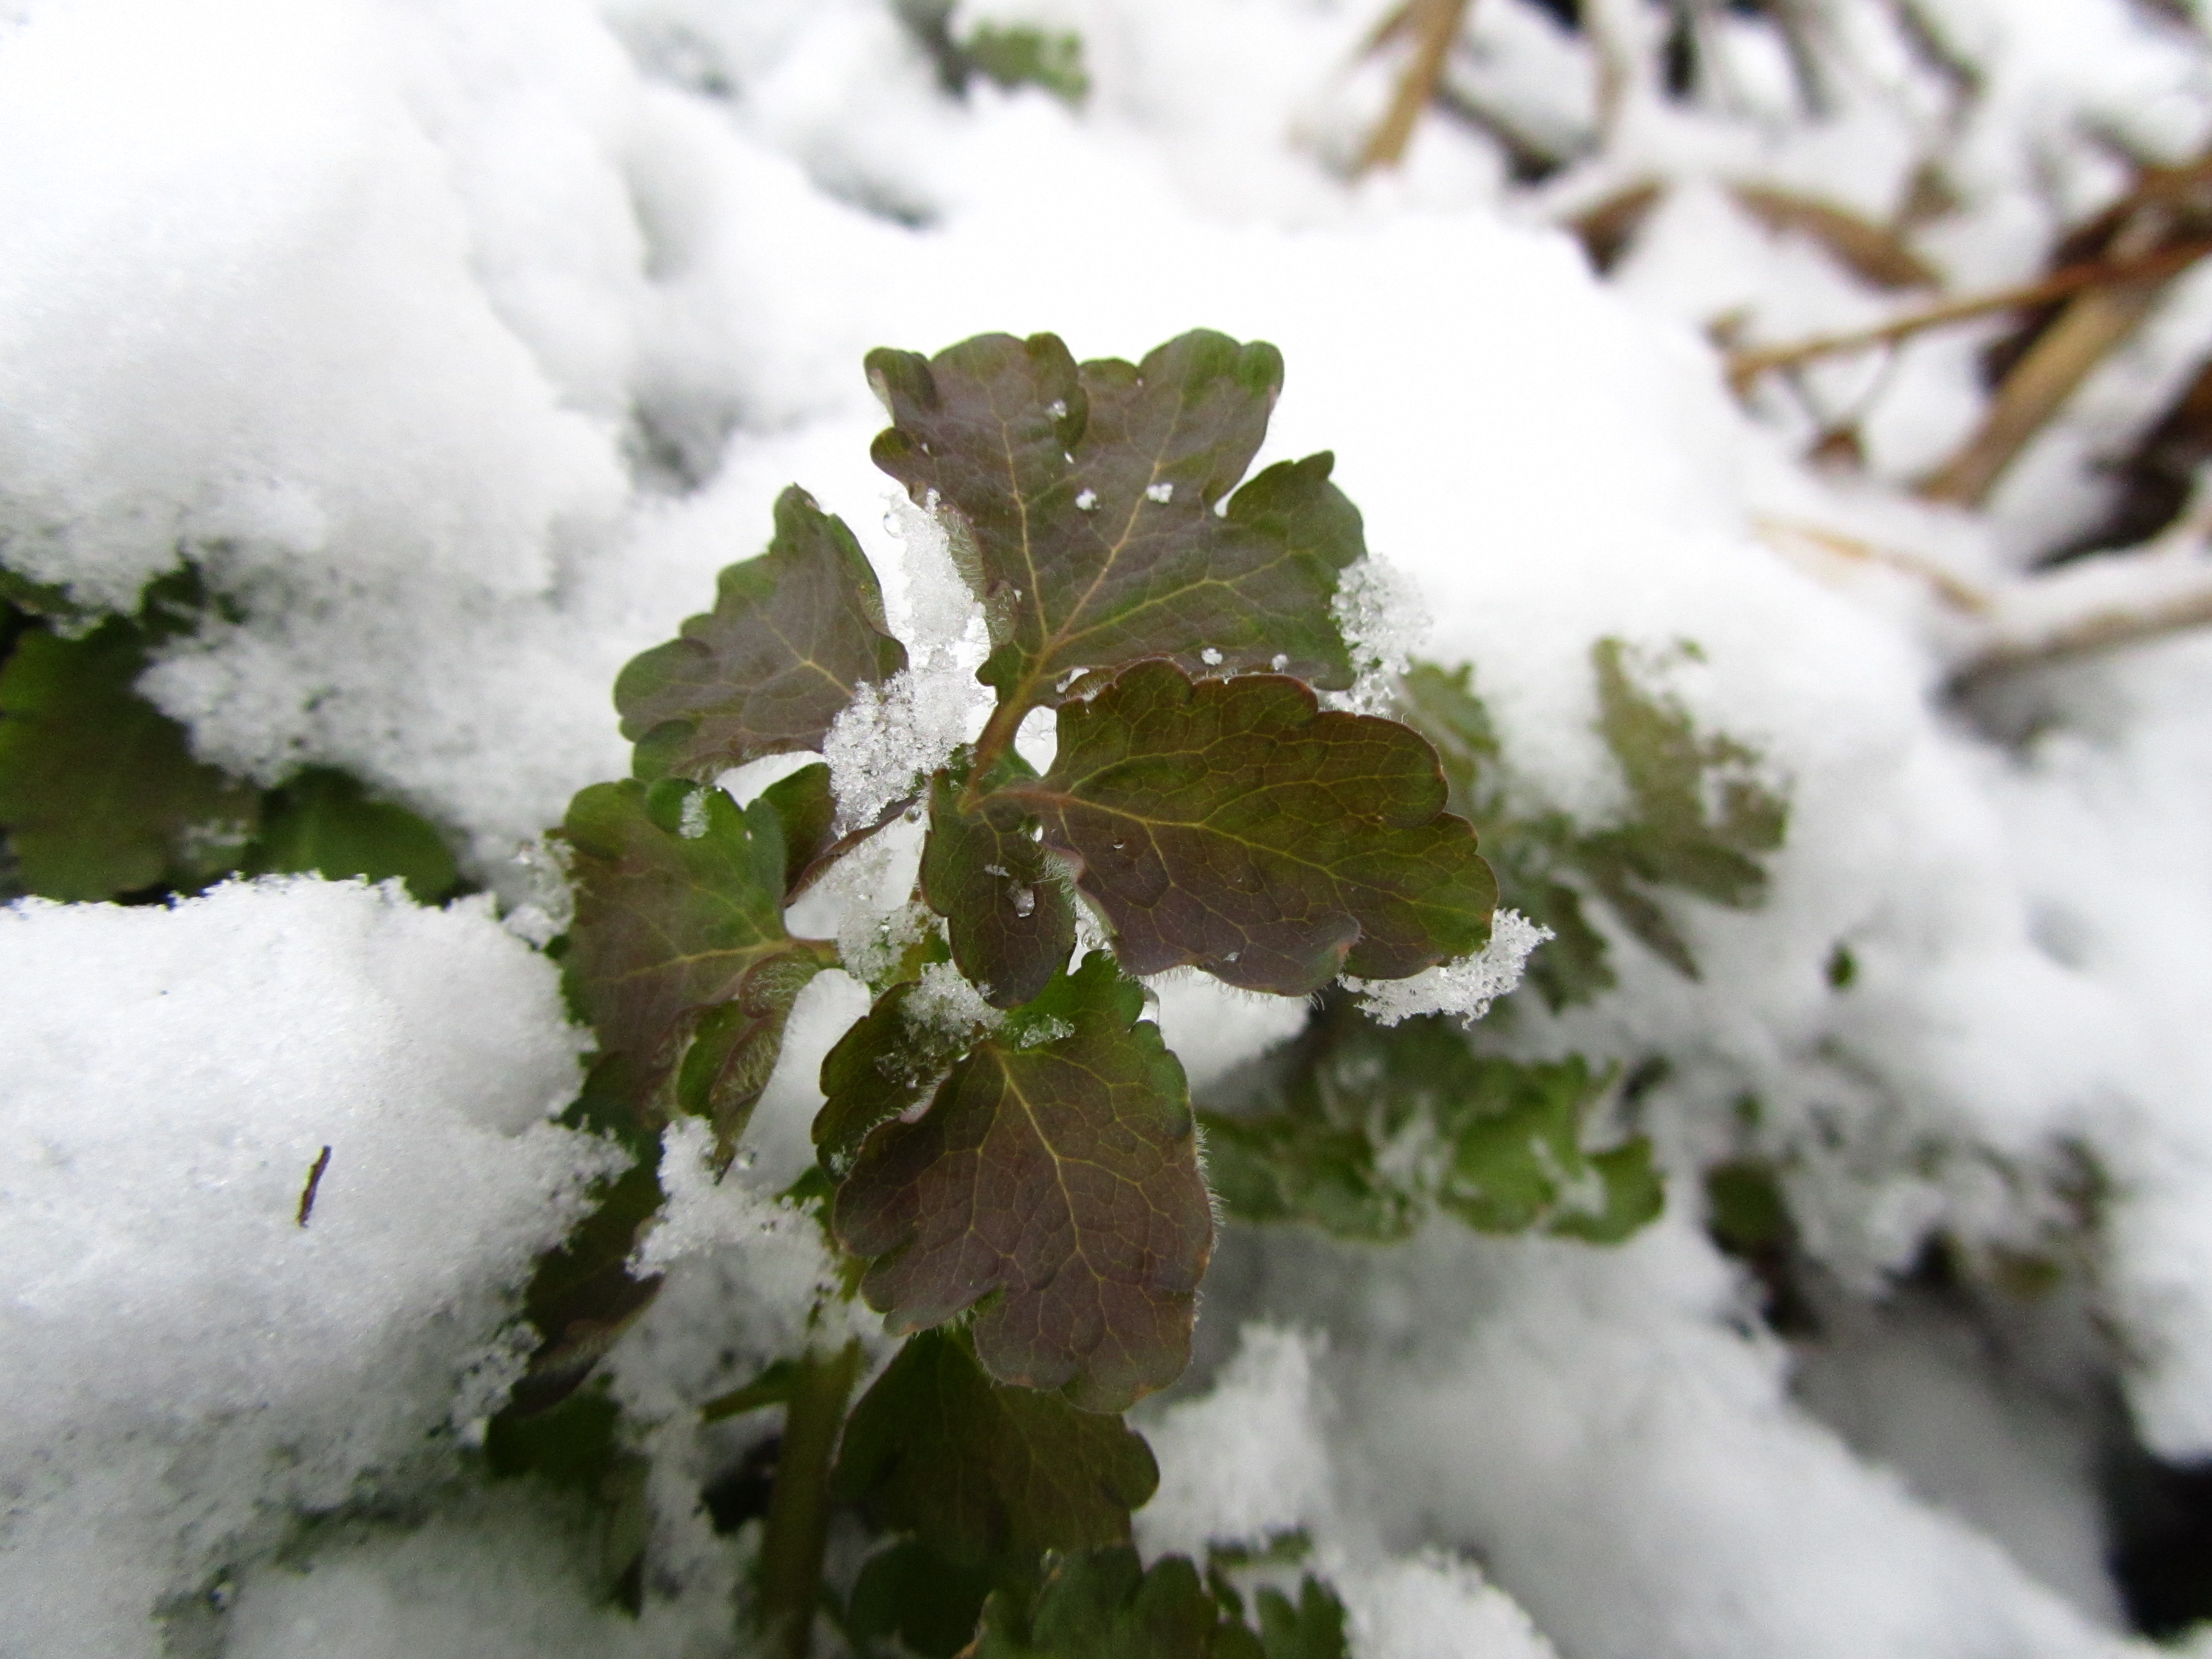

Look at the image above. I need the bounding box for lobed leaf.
[970,1549,1217,1659]
[615,486,906,783]
[924,760,1076,1008]
[0,622,261,900]
[833,953,1213,1411]
[1577,638,1788,980]
[833,1327,1158,1571]
[993,661,1494,995]
[559,778,831,1146]
[814,963,974,1178]
[866,330,1362,714]
[1200,1002,1661,1245]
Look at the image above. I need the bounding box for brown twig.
[1754,517,1991,614]
[297,1146,332,1226]
[1954,580,2212,692]
[1356,0,1474,174]
[1724,237,2212,395]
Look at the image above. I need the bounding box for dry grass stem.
[1730,184,1940,291]
[1755,516,1991,613]
[1356,0,1475,174]
[1725,236,2212,394]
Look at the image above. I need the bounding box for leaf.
[1576,639,1786,979]
[924,760,1076,1008]
[761,760,839,893]
[559,777,832,1144]
[507,1141,664,1416]
[1200,1002,1661,1245]
[865,330,1362,713]
[614,485,907,783]
[970,1549,1218,1659]
[963,21,1090,104]
[833,953,1213,1411]
[246,766,458,902]
[846,1539,999,1659]
[1245,1579,1350,1659]
[992,661,1494,995]
[814,962,975,1179]
[833,1327,1158,1573]
[0,621,260,900]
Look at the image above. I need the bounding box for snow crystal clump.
[0,877,611,1658]
[905,959,1004,1037]
[633,1119,835,1279]
[1344,910,1551,1027]
[823,666,979,829]
[1329,557,1428,715]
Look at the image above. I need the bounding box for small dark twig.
[297,1146,332,1226]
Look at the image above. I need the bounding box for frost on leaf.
[833,953,1213,1411]
[1343,907,1551,1027]
[833,1327,1158,1572]
[0,622,260,900]
[560,777,832,1151]
[991,661,1495,996]
[924,760,1076,1008]
[615,485,906,783]
[865,330,1363,711]
[1200,1003,1662,1245]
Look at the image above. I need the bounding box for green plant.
[503,326,1772,1656]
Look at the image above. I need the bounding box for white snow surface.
[9,0,2212,1652]
[0,878,612,1658]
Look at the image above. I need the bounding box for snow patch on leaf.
[1343,909,1551,1027]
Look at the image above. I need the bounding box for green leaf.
[614,485,906,783]
[834,953,1213,1410]
[507,1143,664,1416]
[761,760,838,894]
[923,760,1075,1009]
[1246,1580,1350,1659]
[962,21,1090,104]
[845,1539,999,1659]
[833,1327,1158,1573]
[1200,1003,1661,1245]
[246,767,458,902]
[970,1549,1218,1659]
[866,330,1362,715]
[992,661,1494,995]
[0,621,260,900]
[814,968,976,1179]
[559,777,831,1146]
[1576,638,1787,979]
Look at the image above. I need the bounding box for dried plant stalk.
[1357,0,1474,174]
[1725,237,2212,394]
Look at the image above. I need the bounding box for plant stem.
[755,1338,864,1659]
[963,696,1032,809]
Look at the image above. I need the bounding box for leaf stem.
[964,697,1033,809]
[755,1338,864,1659]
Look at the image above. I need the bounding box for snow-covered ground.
[12,0,2212,1654]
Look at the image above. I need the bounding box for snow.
[10,0,2212,1649]
[0,878,612,1658]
